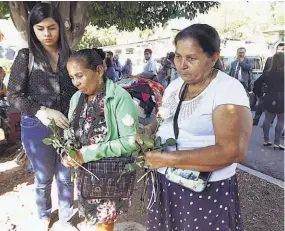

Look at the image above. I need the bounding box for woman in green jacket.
[64,48,138,231]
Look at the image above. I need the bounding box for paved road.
[242,112,284,181]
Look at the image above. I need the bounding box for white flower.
[122,114,135,127]
[158,106,171,120]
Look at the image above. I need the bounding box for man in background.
[229,47,253,91]
[140,48,157,80]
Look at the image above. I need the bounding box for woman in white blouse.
[140,24,252,231]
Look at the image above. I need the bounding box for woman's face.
[67,60,104,95]
[33,17,59,48]
[174,37,218,84]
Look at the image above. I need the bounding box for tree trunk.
[9,1,28,42]
[8,1,90,49]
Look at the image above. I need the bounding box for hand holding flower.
[144,150,168,169]
[62,149,84,169]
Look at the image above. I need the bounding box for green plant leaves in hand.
[155,136,162,147]
[42,138,51,145]
[69,150,77,158]
[166,138,176,146]
[141,134,155,148]
[131,150,140,157]
[124,163,137,172]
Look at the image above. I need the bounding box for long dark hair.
[269,52,284,72]
[174,24,223,71]
[28,3,70,73]
[68,48,108,83]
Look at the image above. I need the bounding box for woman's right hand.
[45,108,69,129]
[36,107,69,129]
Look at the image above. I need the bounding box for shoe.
[263,141,272,146]
[253,120,259,126]
[273,144,285,150]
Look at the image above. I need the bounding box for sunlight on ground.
[0,160,146,230]
[0,160,19,173]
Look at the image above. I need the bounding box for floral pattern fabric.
[70,86,130,224]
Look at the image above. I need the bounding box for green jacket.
[67,79,139,163]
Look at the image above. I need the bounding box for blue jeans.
[21,115,74,224]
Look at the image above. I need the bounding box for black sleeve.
[239,58,253,71]
[263,57,271,72]
[254,73,266,97]
[7,48,41,116]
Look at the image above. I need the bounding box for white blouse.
[156,70,250,182]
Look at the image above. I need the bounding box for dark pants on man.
[253,96,264,125]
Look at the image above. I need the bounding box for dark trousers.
[263,111,284,145]
[253,96,265,124]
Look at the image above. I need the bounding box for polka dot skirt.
[147,174,243,231]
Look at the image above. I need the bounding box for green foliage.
[0,59,12,75]
[0,2,9,19]
[77,32,103,50]
[77,25,118,49]
[88,1,219,31]
[0,1,218,30]
[42,120,78,159]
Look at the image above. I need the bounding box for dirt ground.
[0,149,284,231]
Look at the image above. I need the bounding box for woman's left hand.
[62,150,84,168]
[144,150,168,169]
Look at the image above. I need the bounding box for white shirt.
[235,62,243,82]
[143,58,157,75]
[156,71,250,182]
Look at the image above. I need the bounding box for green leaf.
[124,163,137,172]
[42,138,51,145]
[154,137,162,147]
[162,143,168,151]
[166,138,176,146]
[131,150,140,157]
[69,150,77,158]
[141,134,155,148]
